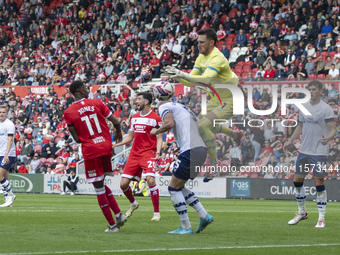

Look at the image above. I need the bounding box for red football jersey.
[129,110,162,157]
[64,98,113,160]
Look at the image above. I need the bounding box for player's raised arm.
[112,130,134,148]
[107,114,123,143]
[150,112,174,136]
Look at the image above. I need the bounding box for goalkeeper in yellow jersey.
[162,28,242,182]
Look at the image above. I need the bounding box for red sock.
[122,186,135,204]
[105,185,121,215]
[95,187,115,226]
[149,184,159,213]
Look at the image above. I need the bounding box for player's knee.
[120,180,129,190]
[146,177,155,186]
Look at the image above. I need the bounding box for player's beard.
[137,102,145,111]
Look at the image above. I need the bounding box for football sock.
[316,185,327,221]
[294,182,306,215]
[149,184,160,213]
[198,117,217,162]
[181,187,207,219]
[0,178,13,197]
[121,186,136,204]
[105,185,121,215]
[168,186,191,230]
[95,187,115,226]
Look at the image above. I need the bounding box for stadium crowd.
[1,0,340,179]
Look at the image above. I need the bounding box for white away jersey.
[299,100,334,156]
[158,102,205,153]
[0,119,16,157]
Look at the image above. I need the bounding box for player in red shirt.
[113,92,163,221]
[64,81,126,233]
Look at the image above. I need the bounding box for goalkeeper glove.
[161,66,191,82]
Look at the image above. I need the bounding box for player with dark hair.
[0,105,17,207]
[284,80,336,228]
[64,81,126,232]
[113,92,163,221]
[162,28,241,182]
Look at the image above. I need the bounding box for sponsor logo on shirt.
[92,136,105,144]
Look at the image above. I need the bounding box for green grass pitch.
[1,194,340,255]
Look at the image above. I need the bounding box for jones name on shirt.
[78,106,95,115]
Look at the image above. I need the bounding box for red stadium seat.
[308,73,316,79]
[40,158,47,165]
[244,61,253,66]
[320,51,328,58]
[220,15,228,25]
[317,74,325,79]
[243,66,251,73]
[329,51,337,59]
[241,72,249,79]
[236,61,245,67]
[34,145,42,153]
[228,8,238,19]
[54,137,62,144]
[235,66,243,72]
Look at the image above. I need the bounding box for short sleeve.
[98,99,112,118]
[159,103,172,120]
[325,105,335,121]
[6,121,15,135]
[64,111,73,126]
[129,117,135,132]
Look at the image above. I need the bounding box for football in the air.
[153,82,174,101]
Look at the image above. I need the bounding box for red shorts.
[122,151,156,181]
[84,155,113,183]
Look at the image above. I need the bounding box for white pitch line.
[0,209,321,213]
[1,243,340,255]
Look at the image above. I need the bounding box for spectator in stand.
[149,54,160,78]
[41,140,58,159]
[328,64,340,80]
[275,64,287,81]
[263,64,275,80]
[305,56,316,76]
[315,34,326,53]
[28,153,41,174]
[284,48,296,67]
[234,29,247,47]
[160,46,173,67]
[220,43,230,59]
[328,83,339,103]
[321,19,333,37]
[139,61,151,83]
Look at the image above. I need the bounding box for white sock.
[182,187,207,219]
[131,201,137,206]
[0,179,12,197]
[294,185,306,215]
[169,188,191,230]
[154,212,160,215]
[317,190,327,221]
